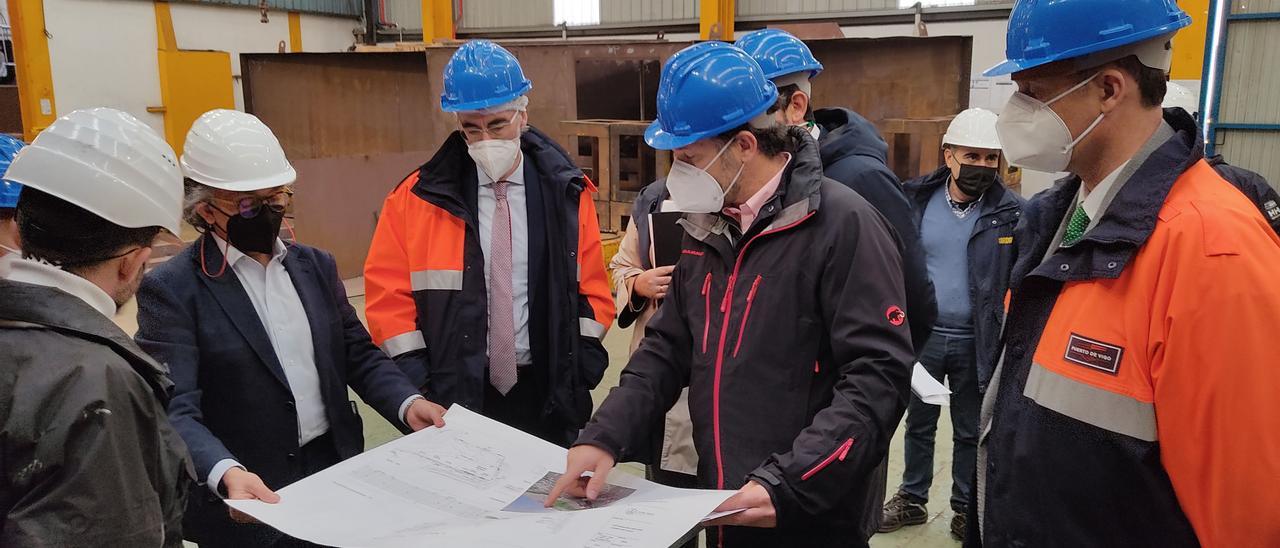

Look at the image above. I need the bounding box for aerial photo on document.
[502,471,637,512]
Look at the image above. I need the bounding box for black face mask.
[954,163,1000,198]
[223,205,284,255]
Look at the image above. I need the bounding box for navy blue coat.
[904,168,1025,391]
[135,236,419,540]
[815,107,938,353]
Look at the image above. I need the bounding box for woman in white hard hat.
[881,108,1026,541]
[0,108,194,546]
[134,109,447,547]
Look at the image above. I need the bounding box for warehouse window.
[554,0,600,26]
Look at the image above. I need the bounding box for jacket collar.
[681,127,825,243]
[413,126,589,219]
[189,232,296,391]
[1020,108,1204,283]
[0,278,176,401]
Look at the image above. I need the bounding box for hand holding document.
[911,362,951,406]
[226,404,735,547]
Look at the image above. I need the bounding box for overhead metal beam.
[421,0,455,43]
[700,0,734,41]
[7,0,57,141]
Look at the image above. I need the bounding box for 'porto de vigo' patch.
[1064,334,1124,375]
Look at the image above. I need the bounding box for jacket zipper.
[701,273,713,354]
[800,437,855,481]
[710,212,815,491]
[731,275,763,358]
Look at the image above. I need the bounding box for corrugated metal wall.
[1211,0,1280,186]
[383,0,422,29]
[601,0,697,24]
[460,0,553,28]
[179,0,360,17]
[737,0,895,16]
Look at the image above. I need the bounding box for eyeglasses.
[459,111,521,141]
[212,188,293,219]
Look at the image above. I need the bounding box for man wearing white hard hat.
[880,108,1024,540]
[135,109,447,547]
[0,108,193,546]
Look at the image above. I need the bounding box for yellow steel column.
[7,0,57,141]
[700,0,734,41]
[288,12,303,52]
[421,0,455,43]
[1171,0,1211,81]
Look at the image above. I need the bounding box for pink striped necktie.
[488,180,518,395]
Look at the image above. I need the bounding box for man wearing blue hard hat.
[0,134,27,262]
[548,41,914,547]
[975,1,1280,546]
[363,40,615,447]
[736,29,938,355]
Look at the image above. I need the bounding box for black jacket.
[1206,154,1280,236]
[577,129,914,546]
[136,239,420,543]
[1,279,194,547]
[904,168,1025,391]
[815,107,938,353]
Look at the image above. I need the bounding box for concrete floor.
[115,279,960,547]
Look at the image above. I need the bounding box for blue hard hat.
[734,29,823,80]
[985,0,1191,77]
[440,40,533,112]
[645,42,779,151]
[0,134,26,209]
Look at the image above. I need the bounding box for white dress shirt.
[206,236,419,494]
[3,255,117,317]
[476,153,533,365]
[1079,159,1131,221]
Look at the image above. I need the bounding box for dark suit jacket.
[135,235,419,541]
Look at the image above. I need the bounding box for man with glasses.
[135,109,447,547]
[363,40,614,446]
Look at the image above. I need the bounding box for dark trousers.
[483,365,575,447]
[900,331,980,511]
[190,432,341,548]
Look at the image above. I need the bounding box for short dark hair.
[0,208,13,222]
[1088,55,1167,108]
[17,187,159,273]
[713,123,794,158]
[767,83,816,123]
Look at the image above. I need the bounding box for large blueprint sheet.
[226,404,734,547]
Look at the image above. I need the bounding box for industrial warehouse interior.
[2,1,1278,547]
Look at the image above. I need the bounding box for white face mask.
[465,111,522,182]
[996,72,1106,173]
[665,139,746,214]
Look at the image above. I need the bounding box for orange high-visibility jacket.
[977,109,1280,547]
[363,128,614,431]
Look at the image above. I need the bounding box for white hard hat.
[943,108,1002,150]
[181,109,297,192]
[1163,82,1198,114]
[3,107,183,234]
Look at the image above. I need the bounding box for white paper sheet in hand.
[911,362,951,406]
[225,404,735,547]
